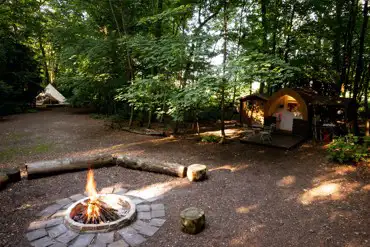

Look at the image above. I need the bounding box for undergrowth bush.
[327,134,369,163]
[201,135,221,143]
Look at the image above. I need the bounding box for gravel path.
[0,108,369,247]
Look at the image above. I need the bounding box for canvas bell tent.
[36,84,67,106]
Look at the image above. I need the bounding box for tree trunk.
[38,34,50,85]
[220,0,228,143]
[365,64,370,136]
[340,0,358,90]
[333,0,344,81]
[129,106,134,129]
[147,109,152,129]
[284,4,296,63]
[353,0,369,135]
[259,0,268,93]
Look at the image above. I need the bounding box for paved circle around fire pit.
[26,188,166,247]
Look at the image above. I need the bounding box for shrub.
[327,134,369,163]
[201,135,221,143]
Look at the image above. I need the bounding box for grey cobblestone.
[136,204,150,212]
[118,227,146,247]
[30,236,56,247]
[48,224,68,238]
[55,198,73,207]
[56,230,78,244]
[26,229,47,241]
[151,209,165,218]
[96,232,115,244]
[151,204,164,211]
[37,204,65,218]
[108,240,129,247]
[69,233,95,247]
[149,218,166,227]
[137,212,151,220]
[132,220,159,236]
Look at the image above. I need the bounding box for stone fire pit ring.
[64,194,136,233]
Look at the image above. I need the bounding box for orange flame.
[86,169,100,221]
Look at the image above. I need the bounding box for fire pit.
[64,170,136,233]
[26,168,167,246]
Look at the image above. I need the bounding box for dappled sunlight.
[200,128,245,138]
[276,175,296,187]
[236,204,258,214]
[125,179,190,200]
[64,136,177,158]
[312,165,357,184]
[229,223,265,246]
[362,184,370,191]
[209,164,249,173]
[299,180,361,205]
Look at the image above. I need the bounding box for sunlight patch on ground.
[209,164,249,173]
[236,204,258,214]
[276,175,296,187]
[200,128,244,138]
[299,180,361,205]
[362,184,370,191]
[125,179,190,200]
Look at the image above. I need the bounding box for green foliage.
[201,135,221,143]
[327,134,369,163]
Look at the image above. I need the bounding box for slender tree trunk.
[147,109,152,129]
[333,0,344,82]
[365,64,370,136]
[220,0,228,143]
[259,0,268,94]
[340,0,358,91]
[284,4,296,63]
[38,34,50,85]
[353,0,368,135]
[129,106,134,129]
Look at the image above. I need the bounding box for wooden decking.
[240,132,307,150]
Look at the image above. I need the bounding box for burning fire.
[86,169,100,222]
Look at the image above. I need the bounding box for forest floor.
[0,108,369,247]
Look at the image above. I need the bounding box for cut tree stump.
[26,154,114,179]
[0,168,21,182]
[114,154,187,178]
[0,173,9,190]
[180,207,205,234]
[187,164,207,182]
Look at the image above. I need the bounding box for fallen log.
[114,154,187,178]
[26,154,114,179]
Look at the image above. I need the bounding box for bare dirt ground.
[0,108,369,247]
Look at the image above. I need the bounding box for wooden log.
[0,173,9,190]
[26,154,114,179]
[0,168,21,183]
[180,207,205,234]
[114,154,187,178]
[187,164,207,182]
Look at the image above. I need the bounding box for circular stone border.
[26,188,167,247]
[64,194,137,233]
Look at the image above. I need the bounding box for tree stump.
[187,164,207,182]
[0,168,21,183]
[0,173,9,190]
[180,207,205,234]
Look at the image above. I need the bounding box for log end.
[0,168,21,183]
[0,173,9,190]
[180,207,205,234]
[187,164,207,182]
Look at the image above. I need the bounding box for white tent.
[36,84,67,105]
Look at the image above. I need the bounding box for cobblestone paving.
[26,188,166,247]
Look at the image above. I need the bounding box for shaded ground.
[0,108,369,247]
